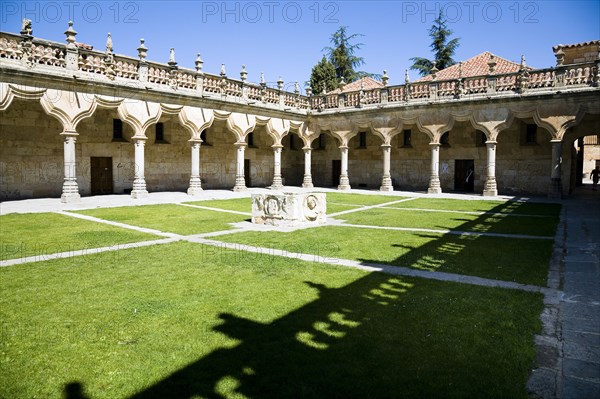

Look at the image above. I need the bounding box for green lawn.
[216,225,552,286]
[75,204,249,235]
[185,198,252,213]
[391,198,562,216]
[339,207,558,236]
[1,241,543,399]
[0,213,158,260]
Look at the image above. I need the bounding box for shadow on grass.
[65,199,552,398]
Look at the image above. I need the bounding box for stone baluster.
[428,142,442,194]
[233,141,247,191]
[483,140,498,196]
[131,137,149,198]
[187,139,203,195]
[380,144,393,191]
[60,130,81,202]
[270,145,284,190]
[302,146,314,188]
[338,145,351,190]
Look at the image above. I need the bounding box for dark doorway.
[244,159,251,187]
[90,157,113,195]
[454,159,475,192]
[332,160,341,187]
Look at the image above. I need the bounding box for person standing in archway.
[591,165,600,191]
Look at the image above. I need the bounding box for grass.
[0,213,158,260]
[185,198,252,213]
[391,198,562,216]
[0,241,543,399]
[75,204,249,235]
[339,207,559,236]
[215,225,552,286]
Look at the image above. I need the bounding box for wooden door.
[90,157,113,195]
[332,160,341,187]
[454,159,474,192]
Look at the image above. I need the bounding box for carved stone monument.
[251,192,326,226]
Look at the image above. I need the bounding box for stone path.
[528,186,600,399]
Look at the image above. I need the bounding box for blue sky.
[1,1,599,91]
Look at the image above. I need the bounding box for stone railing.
[1,29,598,115]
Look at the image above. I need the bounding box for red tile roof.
[331,76,384,93]
[415,51,528,82]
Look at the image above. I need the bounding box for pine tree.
[410,11,460,76]
[324,26,366,83]
[309,56,338,95]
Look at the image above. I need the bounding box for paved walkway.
[528,184,600,398]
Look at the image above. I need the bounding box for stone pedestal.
[252,192,326,226]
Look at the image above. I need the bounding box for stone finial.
[520,54,527,68]
[405,69,410,84]
[195,53,203,72]
[64,21,77,46]
[240,65,248,82]
[220,63,227,77]
[382,70,389,86]
[554,45,565,66]
[360,78,365,91]
[168,48,177,67]
[339,76,346,87]
[322,82,327,95]
[294,81,299,94]
[20,18,33,36]
[305,84,312,97]
[137,38,148,61]
[277,76,284,90]
[260,72,266,87]
[431,65,439,80]
[487,54,497,73]
[106,33,113,53]
[458,62,463,78]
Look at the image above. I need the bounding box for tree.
[324,26,366,83]
[410,11,460,77]
[309,56,338,95]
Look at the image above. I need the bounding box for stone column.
[233,141,247,191]
[270,144,284,190]
[302,146,314,188]
[131,137,149,198]
[549,139,563,199]
[483,141,498,196]
[338,145,351,190]
[380,144,393,191]
[428,143,442,194]
[187,139,203,195]
[60,131,81,203]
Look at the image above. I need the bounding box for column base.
[427,186,442,194]
[483,189,498,197]
[338,175,351,190]
[548,178,562,199]
[302,175,313,188]
[380,185,393,192]
[187,187,203,195]
[233,185,247,192]
[131,190,149,199]
[61,192,81,203]
[270,177,284,190]
[428,177,441,194]
[380,176,393,192]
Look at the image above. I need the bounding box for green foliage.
[309,56,338,95]
[410,11,460,76]
[324,26,366,83]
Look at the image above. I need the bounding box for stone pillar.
[380,144,393,191]
[549,139,563,199]
[60,131,80,203]
[233,141,247,191]
[302,146,314,188]
[428,143,442,194]
[187,139,202,195]
[270,144,284,190]
[131,138,149,198]
[338,145,351,190]
[483,141,498,196]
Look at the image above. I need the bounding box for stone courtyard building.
[0,21,599,202]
